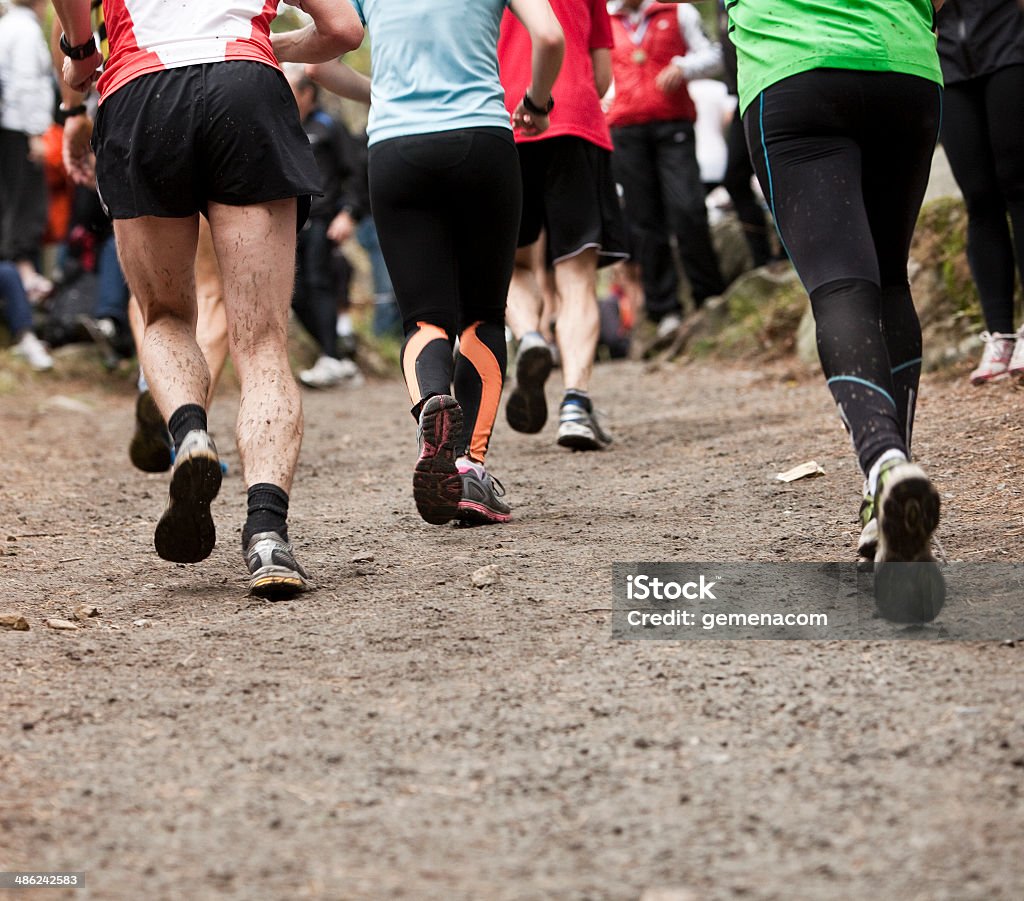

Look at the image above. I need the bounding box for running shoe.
[1007,326,1024,382]
[12,331,53,371]
[874,459,941,564]
[413,395,464,525]
[856,487,878,564]
[154,429,222,563]
[457,459,511,525]
[557,400,613,451]
[655,312,683,341]
[299,354,363,389]
[78,315,126,370]
[969,331,1014,385]
[872,459,945,623]
[506,331,554,434]
[245,531,310,599]
[129,390,173,473]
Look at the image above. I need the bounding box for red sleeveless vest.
[607,5,697,128]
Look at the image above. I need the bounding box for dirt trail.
[1,359,1022,900]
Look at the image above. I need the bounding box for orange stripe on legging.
[402,322,450,405]
[459,321,503,462]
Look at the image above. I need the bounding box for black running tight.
[744,69,941,475]
[942,65,1024,335]
[369,128,521,462]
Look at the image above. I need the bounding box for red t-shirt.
[498,0,614,150]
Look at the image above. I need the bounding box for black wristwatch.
[59,33,97,60]
[59,103,88,118]
[522,92,554,116]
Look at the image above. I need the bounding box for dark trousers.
[369,127,520,459]
[0,129,47,263]
[292,217,341,359]
[745,68,941,473]
[722,111,773,268]
[612,119,725,320]
[942,65,1024,335]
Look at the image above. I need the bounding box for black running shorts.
[516,136,629,267]
[93,61,319,223]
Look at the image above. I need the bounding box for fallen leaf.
[776,461,825,483]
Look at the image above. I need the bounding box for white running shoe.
[13,331,53,371]
[1008,325,1024,382]
[299,355,363,388]
[969,331,1014,385]
[556,400,613,451]
[655,312,683,341]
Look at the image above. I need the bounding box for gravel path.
[2,358,1021,900]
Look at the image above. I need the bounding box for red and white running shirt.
[97,0,279,100]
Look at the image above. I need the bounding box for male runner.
[53,0,363,597]
[499,0,629,451]
[53,1,229,474]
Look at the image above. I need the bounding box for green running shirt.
[729,0,943,114]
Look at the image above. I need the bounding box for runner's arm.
[306,60,371,105]
[508,0,565,136]
[49,19,95,186]
[273,0,364,64]
[592,47,612,99]
[51,0,103,93]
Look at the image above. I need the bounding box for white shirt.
[0,5,54,136]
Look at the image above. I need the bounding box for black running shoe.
[129,390,173,473]
[413,395,463,525]
[874,460,940,564]
[154,430,222,563]
[246,531,310,599]
[457,463,511,525]
[506,332,553,434]
[872,459,945,623]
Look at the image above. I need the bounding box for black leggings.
[745,69,941,475]
[942,65,1024,335]
[369,127,521,461]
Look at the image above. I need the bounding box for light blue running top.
[350,0,513,146]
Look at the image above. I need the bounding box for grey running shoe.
[154,429,222,563]
[129,390,173,473]
[557,400,612,451]
[246,531,310,599]
[506,331,554,434]
[414,395,464,525]
[457,463,511,525]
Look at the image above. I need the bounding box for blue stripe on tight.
[758,91,794,265]
[891,357,922,375]
[826,375,896,409]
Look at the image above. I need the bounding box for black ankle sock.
[563,389,592,413]
[242,483,289,549]
[168,404,208,450]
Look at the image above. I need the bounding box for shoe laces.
[484,471,506,497]
[978,331,1015,363]
[460,460,505,497]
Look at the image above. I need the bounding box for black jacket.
[936,0,1024,85]
[302,108,366,222]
